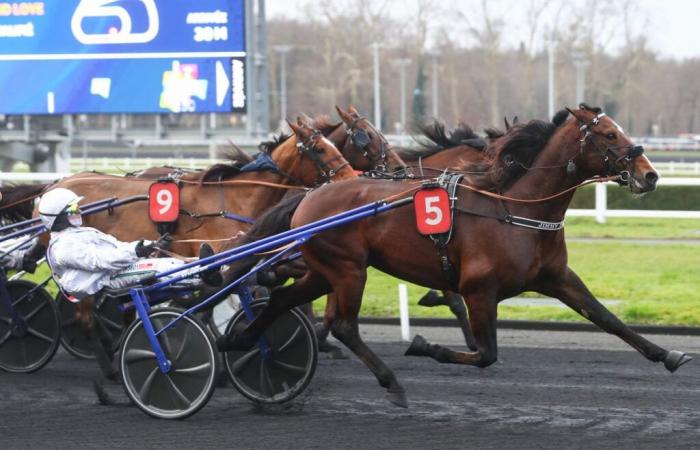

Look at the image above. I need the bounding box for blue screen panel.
[0,1,247,114]
[0,57,246,114]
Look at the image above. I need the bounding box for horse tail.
[221,192,306,282]
[0,183,48,224]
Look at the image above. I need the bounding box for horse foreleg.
[538,267,691,372]
[417,290,477,351]
[406,291,498,367]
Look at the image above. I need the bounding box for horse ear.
[503,116,511,131]
[513,115,519,125]
[298,112,313,124]
[348,105,360,116]
[289,118,313,139]
[566,106,585,124]
[335,105,353,124]
[287,119,302,135]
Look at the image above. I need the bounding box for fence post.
[398,284,410,342]
[595,182,607,224]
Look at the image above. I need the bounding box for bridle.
[294,131,350,185]
[571,112,645,185]
[344,116,389,172]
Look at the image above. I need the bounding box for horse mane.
[0,183,48,224]
[491,109,570,190]
[308,115,343,135]
[483,127,505,139]
[200,144,254,182]
[399,120,480,160]
[259,132,292,155]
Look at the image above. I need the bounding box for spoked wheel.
[57,293,93,359]
[119,307,217,419]
[57,294,125,359]
[0,280,60,373]
[223,299,318,404]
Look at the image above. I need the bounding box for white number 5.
[424,196,443,225]
[156,189,173,215]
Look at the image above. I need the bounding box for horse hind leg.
[217,270,330,351]
[327,270,408,407]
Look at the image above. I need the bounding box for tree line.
[266,0,700,137]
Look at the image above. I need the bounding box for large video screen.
[0,0,246,114]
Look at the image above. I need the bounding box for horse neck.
[505,125,590,221]
[325,124,348,149]
[226,170,296,217]
[270,135,311,184]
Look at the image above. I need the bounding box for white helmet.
[38,188,84,230]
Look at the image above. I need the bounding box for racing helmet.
[38,188,84,230]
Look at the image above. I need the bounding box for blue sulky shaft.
[149,197,413,289]
[133,195,413,374]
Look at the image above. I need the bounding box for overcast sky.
[267,0,700,60]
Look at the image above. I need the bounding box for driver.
[0,235,45,274]
[38,188,220,301]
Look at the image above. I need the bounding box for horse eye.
[606,133,616,141]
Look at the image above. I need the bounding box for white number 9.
[156,189,173,215]
[424,195,443,225]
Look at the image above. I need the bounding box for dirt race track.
[1,324,699,450]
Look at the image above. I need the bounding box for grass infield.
[22,218,700,326]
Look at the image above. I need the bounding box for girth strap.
[429,173,463,289]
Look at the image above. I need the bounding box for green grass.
[18,218,700,326]
[312,240,700,326]
[564,217,700,239]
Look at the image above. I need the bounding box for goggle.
[64,201,80,215]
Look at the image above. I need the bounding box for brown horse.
[35,120,356,256]
[313,106,407,173]
[0,183,48,225]
[220,104,690,407]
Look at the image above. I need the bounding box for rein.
[457,174,620,204]
[0,192,44,211]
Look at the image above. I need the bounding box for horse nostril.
[645,171,659,186]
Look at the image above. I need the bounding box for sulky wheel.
[57,293,94,359]
[58,293,125,360]
[223,299,318,404]
[0,280,60,373]
[119,307,218,420]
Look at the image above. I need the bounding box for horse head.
[334,105,407,173]
[565,103,658,194]
[280,117,356,186]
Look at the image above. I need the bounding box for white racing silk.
[47,227,141,299]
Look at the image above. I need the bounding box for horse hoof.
[314,323,330,342]
[329,348,349,360]
[386,390,408,408]
[404,334,428,357]
[664,350,692,373]
[417,290,448,308]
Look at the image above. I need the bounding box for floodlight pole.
[372,43,382,131]
[273,45,292,127]
[394,58,411,133]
